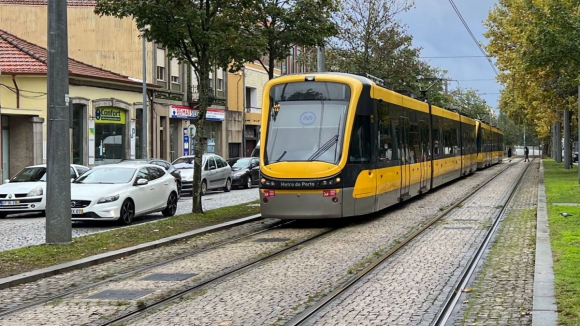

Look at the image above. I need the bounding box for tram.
[258,72,502,219]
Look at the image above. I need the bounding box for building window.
[157,66,166,81]
[156,48,166,81]
[216,68,224,91]
[170,58,179,84]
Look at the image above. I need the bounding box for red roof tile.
[0,29,153,87]
[0,0,96,6]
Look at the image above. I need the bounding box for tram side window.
[349,115,372,163]
[377,102,394,162]
[432,116,441,157]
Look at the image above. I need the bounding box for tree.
[484,0,580,140]
[95,0,259,213]
[242,0,340,80]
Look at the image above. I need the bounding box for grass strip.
[0,201,260,279]
[543,159,580,326]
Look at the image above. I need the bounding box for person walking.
[524,146,530,162]
[507,147,512,162]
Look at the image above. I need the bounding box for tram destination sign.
[279,181,317,188]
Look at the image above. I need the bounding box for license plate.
[71,209,84,214]
[0,200,19,205]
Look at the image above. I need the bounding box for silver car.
[172,153,232,195]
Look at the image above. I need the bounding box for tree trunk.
[191,54,211,214]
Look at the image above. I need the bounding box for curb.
[0,214,262,290]
[532,160,558,325]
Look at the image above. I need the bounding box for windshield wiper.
[308,134,339,161]
[274,151,287,162]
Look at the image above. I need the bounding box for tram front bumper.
[259,189,343,219]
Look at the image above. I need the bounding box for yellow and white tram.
[258,72,502,219]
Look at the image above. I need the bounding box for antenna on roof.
[363,73,385,86]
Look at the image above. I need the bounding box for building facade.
[0,29,156,182]
[0,0,187,161]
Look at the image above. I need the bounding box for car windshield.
[173,157,205,169]
[119,160,149,164]
[74,167,136,184]
[10,167,46,182]
[231,158,251,168]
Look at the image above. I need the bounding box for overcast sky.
[399,0,500,113]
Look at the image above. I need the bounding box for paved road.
[0,188,259,252]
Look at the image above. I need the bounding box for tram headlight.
[260,177,276,186]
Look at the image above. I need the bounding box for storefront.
[89,102,133,166]
[168,105,225,158]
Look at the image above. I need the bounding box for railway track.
[285,159,530,326]
[0,219,292,317]
[0,160,517,326]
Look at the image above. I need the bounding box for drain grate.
[443,226,473,230]
[140,273,197,282]
[86,289,154,300]
[253,238,290,243]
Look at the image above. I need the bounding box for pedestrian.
[507,147,512,162]
[524,146,530,162]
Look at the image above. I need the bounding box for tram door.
[399,117,411,200]
[419,120,430,192]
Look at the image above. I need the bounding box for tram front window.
[265,102,350,165]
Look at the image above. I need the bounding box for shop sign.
[95,107,126,124]
[169,105,225,121]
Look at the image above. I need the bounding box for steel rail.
[285,160,518,326]
[432,158,534,326]
[0,218,292,318]
[99,226,341,326]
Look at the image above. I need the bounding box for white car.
[173,153,232,195]
[0,164,90,219]
[70,163,179,225]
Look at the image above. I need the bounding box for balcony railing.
[245,107,261,114]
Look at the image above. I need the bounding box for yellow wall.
[227,71,244,112]
[0,75,142,140]
[0,4,153,82]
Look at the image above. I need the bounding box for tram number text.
[280,181,316,188]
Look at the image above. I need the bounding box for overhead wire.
[447,0,498,75]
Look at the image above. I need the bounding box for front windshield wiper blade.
[274,151,287,162]
[308,134,339,161]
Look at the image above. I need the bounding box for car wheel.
[224,178,232,192]
[201,180,208,196]
[162,192,178,217]
[244,176,252,189]
[0,212,7,219]
[119,199,135,225]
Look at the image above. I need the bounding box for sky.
[399,0,501,114]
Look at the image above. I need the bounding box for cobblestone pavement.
[449,160,538,326]
[0,161,530,326]
[299,159,529,326]
[0,188,259,251]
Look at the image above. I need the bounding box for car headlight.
[233,171,245,177]
[27,187,43,197]
[97,195,120,204]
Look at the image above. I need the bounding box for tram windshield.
[264,82,350,165]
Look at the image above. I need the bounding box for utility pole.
[46,0,71,244]
[317,47,325,72]
[142,37,148,159]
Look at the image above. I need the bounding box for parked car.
[227,157,260,189]
[574,151,578,163]
[0,164,90,219]
[172,153,232,195]
[119,158,182,194]
[70,163,179,225]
